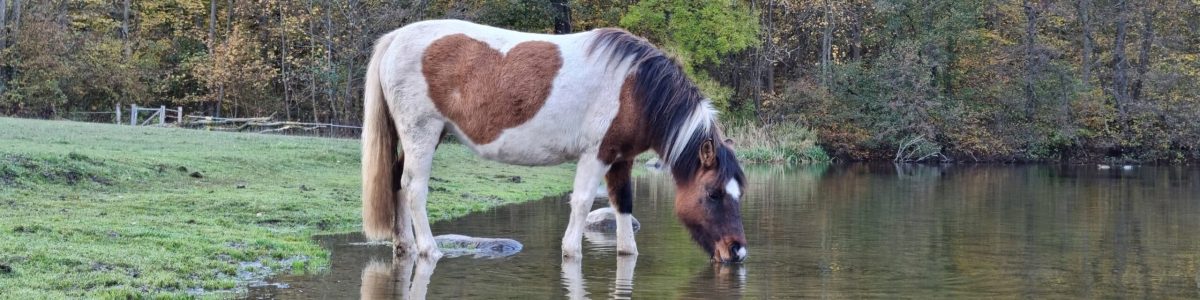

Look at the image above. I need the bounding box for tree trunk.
[10,0,18,32]
[121,0,129,58]
[1023,0,1038,118]
[2,0,9,51]
[1131,2,1155,103]
[764,0,775,94]
[224,0,232,117]
[280,6,291,121]
[208,0,216,55]
[324,1,336,124]
[551,0,571,34]
[209,0,222,117]
[850,1,863,61]
[820,1,833,86]
[5,0,18,90]
[1,0,7,86]
[0,0,6,92]
[1079,0,1092,87]
[226,0,232,31]
[308,0,319,124]
[1112,0,1129,125]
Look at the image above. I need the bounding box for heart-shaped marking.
[422,34,563,145]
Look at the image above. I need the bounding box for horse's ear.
[700,139,716,168]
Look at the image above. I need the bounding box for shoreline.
[0,117,576,298]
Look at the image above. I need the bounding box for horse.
[360,19,748,263]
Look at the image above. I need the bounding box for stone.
[585,207,640,233]
[644,158,664,170]
[433,234,523,258]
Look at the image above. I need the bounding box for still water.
[250,164,1200,299]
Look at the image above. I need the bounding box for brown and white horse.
[361,20,748,263]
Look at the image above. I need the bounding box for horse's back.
[378,20,627,166]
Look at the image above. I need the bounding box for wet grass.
[0,117,575,299]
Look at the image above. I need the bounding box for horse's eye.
[707,190,723,202]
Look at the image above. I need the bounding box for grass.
[0,117,576,299]
[723,122,830,164]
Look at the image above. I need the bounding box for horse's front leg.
[562,155,609,258]
[605,160,638,255]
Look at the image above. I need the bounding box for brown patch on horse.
[674,162,717,228]
[421,34,563,144]
[598,76,653,164]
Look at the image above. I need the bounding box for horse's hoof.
[416,243,443,259]
[394,241,415,256]
[419,249,443,259]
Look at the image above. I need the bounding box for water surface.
[249,164,1200,299]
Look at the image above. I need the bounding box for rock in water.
[644,158,664,171]
[585,207,641,233]
[433,234,523,258]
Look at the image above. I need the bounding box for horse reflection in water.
[561,256,639,300]
[681,262,748,299]
[359,256,440,300]
[559,252,747,300]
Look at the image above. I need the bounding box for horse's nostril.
[731,244,747,262]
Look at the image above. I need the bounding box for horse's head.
[673,138,747,263]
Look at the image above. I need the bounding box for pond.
[248,164,1200,299]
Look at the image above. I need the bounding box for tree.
[1023,0,1040,118]
[1078,0,1093,87]
[1,0,8,92]
[620,0,759,66]
[1112,0,1130,129]
[552,0,571,33]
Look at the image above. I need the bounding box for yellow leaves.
[191,28,277,104]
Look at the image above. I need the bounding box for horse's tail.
[362,32,399,241]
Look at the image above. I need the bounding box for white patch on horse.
[561,156,609,258]
[725,179,741,200]
[665,100,716,165]
[615,212,638,255]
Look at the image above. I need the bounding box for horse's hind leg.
[394,129,449,255]
[391,157,415,255]
[397,119,445,258]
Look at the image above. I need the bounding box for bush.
[722,122,829,164]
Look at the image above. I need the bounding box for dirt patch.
[0,168,15,186]
[1,153,114,186]
[12,225,50,234]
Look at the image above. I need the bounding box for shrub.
[722,122,829,164]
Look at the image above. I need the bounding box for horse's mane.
[588,29,744,186]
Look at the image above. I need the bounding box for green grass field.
[0,117,576,299]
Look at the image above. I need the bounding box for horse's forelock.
[668,129,744,186]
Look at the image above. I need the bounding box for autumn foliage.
[0,0,1197,162]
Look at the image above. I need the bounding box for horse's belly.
[455,128,582,166]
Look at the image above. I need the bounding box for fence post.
[131,104,138,126]
[159,105,166,126]
[177,107,183,124]
[115,103,122,125]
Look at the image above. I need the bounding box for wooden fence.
[63,104,360,137]
[179,115,361,137]
[129,104,183,126]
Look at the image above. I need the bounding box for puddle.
[248,165,1200,299]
